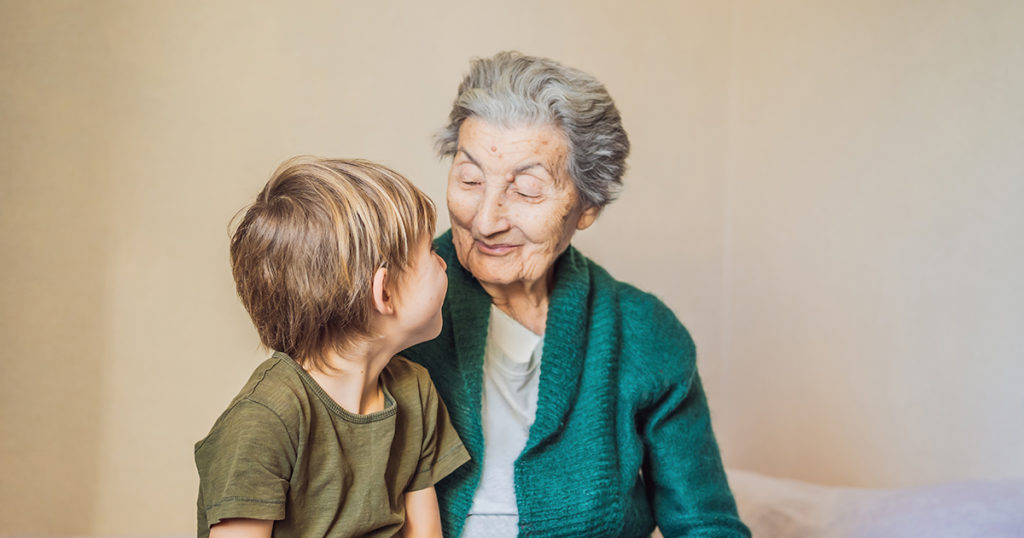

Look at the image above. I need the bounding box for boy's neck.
[303,339,397,415]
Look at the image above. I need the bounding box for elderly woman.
[404,52,749,537]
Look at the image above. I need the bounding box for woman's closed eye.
[512,175,544,199]
[457,166,483,186]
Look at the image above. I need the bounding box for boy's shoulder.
[211,353,311,433]
[383,355,434,396]
[384,355,449,421]
[195,354,307,456]
[235,353,308,402]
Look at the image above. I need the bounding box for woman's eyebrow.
[455,148,482,169]
[457,149,553,180]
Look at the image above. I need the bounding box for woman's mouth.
[475,240,518,255]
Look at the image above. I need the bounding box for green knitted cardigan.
[403,231,749,538]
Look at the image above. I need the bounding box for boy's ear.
[371,266,395,315]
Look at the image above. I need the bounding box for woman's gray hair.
[436,51,630,208]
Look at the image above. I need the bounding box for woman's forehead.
[459,118,564,152]
[456,118,569,175]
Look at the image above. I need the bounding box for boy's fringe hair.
[230,156,436,372]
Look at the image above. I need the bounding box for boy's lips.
[474,240,519,255]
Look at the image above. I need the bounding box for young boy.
[195,157,469,537]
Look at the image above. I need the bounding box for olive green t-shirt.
[194,353,470,537]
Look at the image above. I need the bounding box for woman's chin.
[467,264,520,288]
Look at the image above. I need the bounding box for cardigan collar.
[439,230,592,454]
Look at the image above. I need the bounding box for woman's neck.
[480,274,551,335]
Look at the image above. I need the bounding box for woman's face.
[446,117,599,289]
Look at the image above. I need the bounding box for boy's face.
[391,235,448,347]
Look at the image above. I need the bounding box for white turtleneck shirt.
[461,305,543,537]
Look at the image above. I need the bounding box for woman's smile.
[474,240,520,255]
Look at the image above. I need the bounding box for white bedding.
[728,468,1024,537]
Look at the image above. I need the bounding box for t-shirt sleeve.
[408,372,470,492]
[194,399,295,527]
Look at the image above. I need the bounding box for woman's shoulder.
[584,255,693,334]
[582,255,697,376]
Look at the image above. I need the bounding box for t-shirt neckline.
[275,351,398,424]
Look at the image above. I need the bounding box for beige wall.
[718,0,1024,488]
[2,4,112,532]
[1,0,1021,534]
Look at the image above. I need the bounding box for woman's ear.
[372,266,395,315]
[576,204,600,231]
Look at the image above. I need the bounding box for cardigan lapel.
[445,242,492,459]
[442,235,594,456]
[523,246,591,454]
[442,235,626,533]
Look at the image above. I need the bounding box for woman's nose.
[474,186,510,237]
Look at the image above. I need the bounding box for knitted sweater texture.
[404,231,750,537]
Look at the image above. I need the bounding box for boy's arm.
[402,359,470,534]
[209,519,273,538]
[405,361,470,492]
[195,399,294,530]
[401,486,442,537]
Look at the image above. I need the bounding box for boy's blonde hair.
[230,156,436,371]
